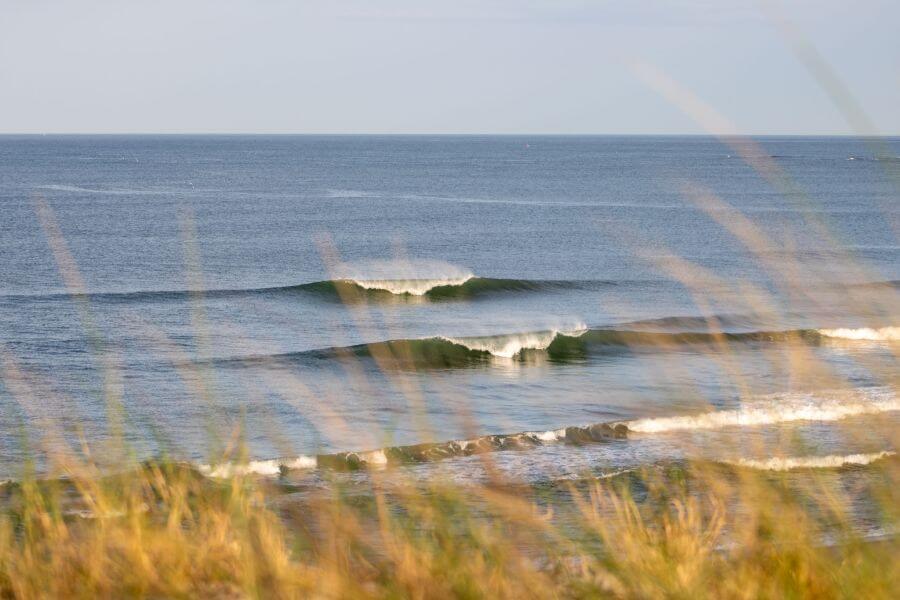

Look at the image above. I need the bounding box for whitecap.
[530,429,567,442]
[333,259,474,295]
[725,451,895,471]
[440,326,587,358]
[197,455,317,478]
[818,327,900,341]
[624,387,898,433]
[357,449,389,466]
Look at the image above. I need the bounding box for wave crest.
[343,276,474,296]
[197,456,316,478]
[194,388,897,476]
[332,259,474,296]
[624,388,898,433]
[818,327,900,341]
[725,451,895,471]
[441,326,588,358]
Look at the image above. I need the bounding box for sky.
[1,0,897,135]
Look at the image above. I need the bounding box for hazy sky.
[1,1,897,134]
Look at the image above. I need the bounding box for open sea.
[0,135,897,486]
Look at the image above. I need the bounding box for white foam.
[348,276,473,296]
[441,326,587,358]
[198,455,316,478]
[531,429,566,442]
[625,387,898,433]
[454,439,476,451]
[357,449,388,466]
[818,327,900,341]
[333,259,473,295]
[726,451,895,471]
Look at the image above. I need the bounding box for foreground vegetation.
[0,453,896,599]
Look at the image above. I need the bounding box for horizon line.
[1,132,898,138]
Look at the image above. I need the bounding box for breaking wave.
[197,456,317,478]
[331,259,474,295]
[724,451,896,472]
[1,277,612,304]
[223,327,594,369]
[197,387,897,476]
[817,327,900,341]
[324,276,604,299]
[198,423,628,476]
[221,324,882,371]
[439,326,588,358]
[341,276,473,296]
[623,387,898,433]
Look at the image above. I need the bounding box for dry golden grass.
[0,450,897,599]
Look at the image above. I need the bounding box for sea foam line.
[725,451,895,471]
[624,388,898,433]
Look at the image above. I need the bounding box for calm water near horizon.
[0,135,897,483]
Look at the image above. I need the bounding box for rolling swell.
[224,329,592,370]
[291,277,611,302]
[217,325,876,371]
[1,277,611,305]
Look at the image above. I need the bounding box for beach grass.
[0,450,897,598]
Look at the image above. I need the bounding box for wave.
[723,451,896,472]
[330,259,473,296]
[219,325,889,371]
[198,423,628,476]
[308,276,614,301]
[342,276,473,296]
[232,327,594,369]
[1,277,613,305]
[439,326,588,358]
[624,387,898,433]
[196,387,897,476]
[817,327,900,341]
[198,456,317,478]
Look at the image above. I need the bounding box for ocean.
[0,134,897,485]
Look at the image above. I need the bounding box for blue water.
[0,135,897,480]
